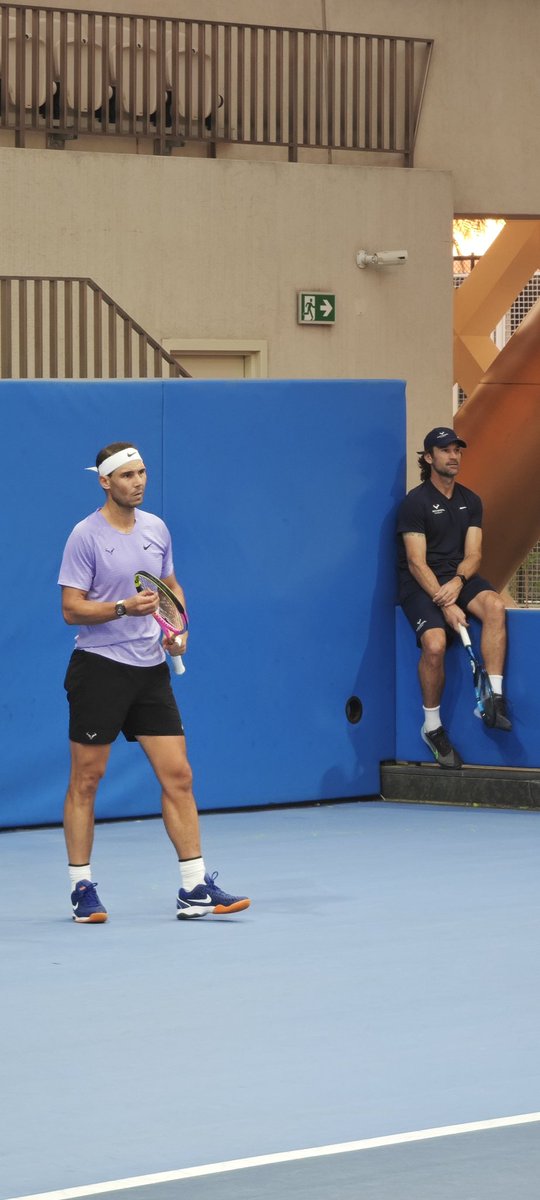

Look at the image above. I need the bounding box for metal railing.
[452,253,481,275]
[507,547,540,609]
[0,276,188,378]
[0,4,433,162]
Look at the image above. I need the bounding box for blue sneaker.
[177,871,250,919]
[71,880,108,923]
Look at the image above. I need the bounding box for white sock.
[423,706,441,733]
[69,864,92,892]
[489,675,503,695]
[180,857,206,892]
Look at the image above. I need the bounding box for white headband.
[85,448,142,477]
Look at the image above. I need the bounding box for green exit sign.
[297,291,336,325]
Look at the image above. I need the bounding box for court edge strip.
[7,1111,540,1200]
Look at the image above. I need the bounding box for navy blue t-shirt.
[396,480,482,600]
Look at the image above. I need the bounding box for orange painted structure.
[453,220,540,591]
[455,298,540,590]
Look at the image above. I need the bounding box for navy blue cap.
[423,427,467,451]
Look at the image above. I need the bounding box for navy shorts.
[64,649,184,745]
[401,575,496,646]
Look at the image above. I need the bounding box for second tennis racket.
[458,624,495,727]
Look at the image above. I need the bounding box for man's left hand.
[433,578,463,607]
[163,632,188,658]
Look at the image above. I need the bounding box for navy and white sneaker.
[177,871,250,919]
[493,695,512,731]
[474,695,512,731]
[71,880,108,923]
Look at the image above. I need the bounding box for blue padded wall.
[162,379,405,809]
[0,380,165,828]
[0,378,405,827]
[395,607,540,767]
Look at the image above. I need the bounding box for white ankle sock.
[423,706,441,733]
[489,675,503,695]
[69,864,92,891]
[180,857,206,891]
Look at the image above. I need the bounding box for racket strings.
[479,672,493,703]
[475,666,496,727]
[158,594,187,632]
[481,677,496,725]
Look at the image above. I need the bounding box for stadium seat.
[109,20,159,119]
[53,15,112,114]
[165,46,212,121]
[0,12,56,109]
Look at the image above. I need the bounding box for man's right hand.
[441,603,468,634]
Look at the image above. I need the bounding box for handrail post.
[1,278,12,377]
[288,28,298,162]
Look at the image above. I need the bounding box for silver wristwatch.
[115,601,127,617]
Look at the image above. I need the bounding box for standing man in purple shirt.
[58,442,250,923]
[396,427,512,770]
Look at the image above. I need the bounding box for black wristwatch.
[457,574,467,586]
[115,601,127,617]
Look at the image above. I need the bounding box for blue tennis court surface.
[2,800,539,1199]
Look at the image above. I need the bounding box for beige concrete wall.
[0,146,453,470]
[5,0,534,479]
[55,0,540,214]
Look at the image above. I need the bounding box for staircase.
[0,275,189,378]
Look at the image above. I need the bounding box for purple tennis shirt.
[58,509,174,666]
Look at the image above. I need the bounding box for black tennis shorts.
[64,649,184,745]
[401,574,496,646]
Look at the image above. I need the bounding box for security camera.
[356,250,408,268]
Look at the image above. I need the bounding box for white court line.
[6,1111,540,1200]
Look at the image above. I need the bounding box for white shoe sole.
[177,898,250,919]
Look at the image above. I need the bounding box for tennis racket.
[458,624,495,727]
[134,570,188,676]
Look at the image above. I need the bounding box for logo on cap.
[423,426,467,451]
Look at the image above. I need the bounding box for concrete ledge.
[380,761,540,810]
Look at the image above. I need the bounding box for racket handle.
[458,624,471,647]
[170,634,185,675]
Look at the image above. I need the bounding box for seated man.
[397,426,512,769]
